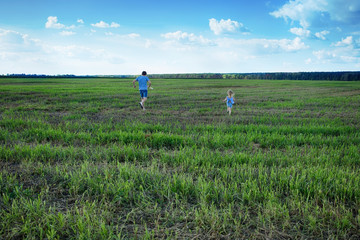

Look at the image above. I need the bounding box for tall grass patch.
[1,78,359,239]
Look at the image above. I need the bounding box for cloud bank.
[1,5,360,75]
[271,0,360,28]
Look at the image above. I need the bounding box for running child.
[133,71,151,110]
[223,89,235,115]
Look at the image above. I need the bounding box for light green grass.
[1,78,359,239]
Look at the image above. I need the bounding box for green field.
[1,78,359,239]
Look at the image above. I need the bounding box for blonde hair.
[227,89,234,97]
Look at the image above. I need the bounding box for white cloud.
[315,30,330,40]
[103,32,141,39]
[152,35,310,73]
[91,21,120,28]
[313,50,329,60]
[0,29,25,45]
[110,22,120,28]
[91,21,108,28]
[313,37,360,65]
[60,31,76,36]
[48,45,103,59]
[162,33,308,58]
[45,16,76,29]
[264,37,308,52]
[270,0,326,28]
[0,29,50,73]
[128,33,140,38]
[271,0,360,28]
[231,37,306,52]
[161,31,213,46]
[0,27,131,74]
[290,27,311,37]
[77,19,84,24]
[160,29,308,58]
[313,49,357,63]
[0,28,41,51]
[45,16,66,29]
[209,18,245,35]
[334,36,353,47]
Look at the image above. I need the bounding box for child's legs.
[226,103,232,114]
[140,90,148,104]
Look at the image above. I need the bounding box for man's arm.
[148,80,151,88]
[133,79,137,88]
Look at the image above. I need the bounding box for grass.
[0,77,360,239]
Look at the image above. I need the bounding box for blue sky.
[0,0,359,75]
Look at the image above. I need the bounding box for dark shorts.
[140,90,148,98]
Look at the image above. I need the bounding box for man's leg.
[141,97,147,110]
[139,92,143,109]
[141,90,148,110]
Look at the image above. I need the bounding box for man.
[133,71,151,110]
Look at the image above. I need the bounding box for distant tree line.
[148,73,224,79]
[149,72,360,81]
[0,74,131,79]
[1,74,88,78]
[237,72,360,81]
[1,72,360,81]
